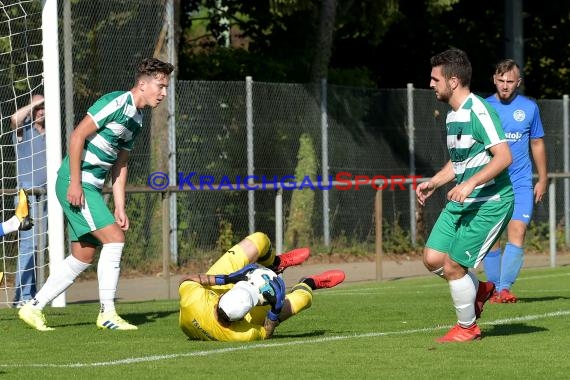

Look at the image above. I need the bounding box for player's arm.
[416,160,455,206]
[262,276,286,339]
[179,264,258,286]
[179,274,224,286]
[263,317,280,339]
[10,94,44,131]
[67,116,98,207]
[530,138,548,203]
[112,149,130,230]
[448,142,512,203]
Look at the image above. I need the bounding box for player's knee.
[423,248,445,272]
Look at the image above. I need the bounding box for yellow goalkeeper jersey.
[178,280,268,342]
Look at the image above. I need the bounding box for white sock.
[2,215,21,235]
[448,274,477,327]
[32,255,91,309]
[98,243,124,314]
[466,271,479,291]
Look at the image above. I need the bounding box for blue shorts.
[512,185,534,224]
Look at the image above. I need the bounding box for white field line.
[2,310,569,369]
[326,270,570,296]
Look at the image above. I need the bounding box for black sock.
[270,256,281,270]
[302,278,316,290]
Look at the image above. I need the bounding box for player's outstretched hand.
[215,264,258,285]
[265,276,286,321]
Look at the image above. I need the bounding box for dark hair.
[430,49,472,88]
[135,58,174,81]
[494,58,521,77]
[217,305,231,324]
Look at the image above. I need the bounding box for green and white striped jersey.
[445,93,513,203]
[58,91,142,189]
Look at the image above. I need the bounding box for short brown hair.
[430,49,472,88]
[135,58,174,81]
[494,58,521,77]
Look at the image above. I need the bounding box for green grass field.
[1,266,569,379]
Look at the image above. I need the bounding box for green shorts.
[56,175,116,245]
[426,199,514,268]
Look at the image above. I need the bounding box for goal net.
[0,0,47,308]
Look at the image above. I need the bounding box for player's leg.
[0,188,33,237]
[498,223,526,302]
[18,238,93,331]
[498,188,532,302]
[19,177,95,331]
[424,206,457,278]
[272,270,345,324]
[207,232,271,277]
[482,241,502,288]
[12,193,39,307]
[438,201,512,343]
[72,189,139,330]
[268,247,310,273]
[89,223,137,330]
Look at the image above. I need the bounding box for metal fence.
[3,0,570,287]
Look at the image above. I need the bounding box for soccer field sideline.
[57,253,570,304]
[2,308,569,369]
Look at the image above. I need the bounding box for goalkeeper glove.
[214,263,257,285]
[264,276,286,321]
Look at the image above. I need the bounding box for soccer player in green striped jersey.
[19,58,174,332]
[416,49,514,343]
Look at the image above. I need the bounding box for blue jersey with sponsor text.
[486,94,544,188]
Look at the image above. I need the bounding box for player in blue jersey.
[418,49,514,343]
[483,59,548,303]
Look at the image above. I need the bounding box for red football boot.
[437,323,481,343]
[306,270,346,289]
[275,248,310,273]
[498,289,518,303]
[489,291,502,304]
[475,281,495,319]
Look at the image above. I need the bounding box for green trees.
[179,1,570,98]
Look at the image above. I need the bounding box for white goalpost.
[42,0,65,307]
[0,0,65,308]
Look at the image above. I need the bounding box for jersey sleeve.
[87,93,126,130]
[529,103,545,139]
[472,106,506,149]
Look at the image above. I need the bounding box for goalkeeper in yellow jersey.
[178,232,345,342]
[0,189,34,285]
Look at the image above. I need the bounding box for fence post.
[166,0,178,264]
[275,188,283,254]
[246,76,255,233]
[563,94,569,247]
[407,83,416,246]
[321,78,330,247]
[549,179,556,268]
[162,191,171,299]
[375,189,383,281]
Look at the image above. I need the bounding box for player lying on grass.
[178,232,345,342]
[0,189,33,285]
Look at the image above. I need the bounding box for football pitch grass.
[1,266,569,379]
